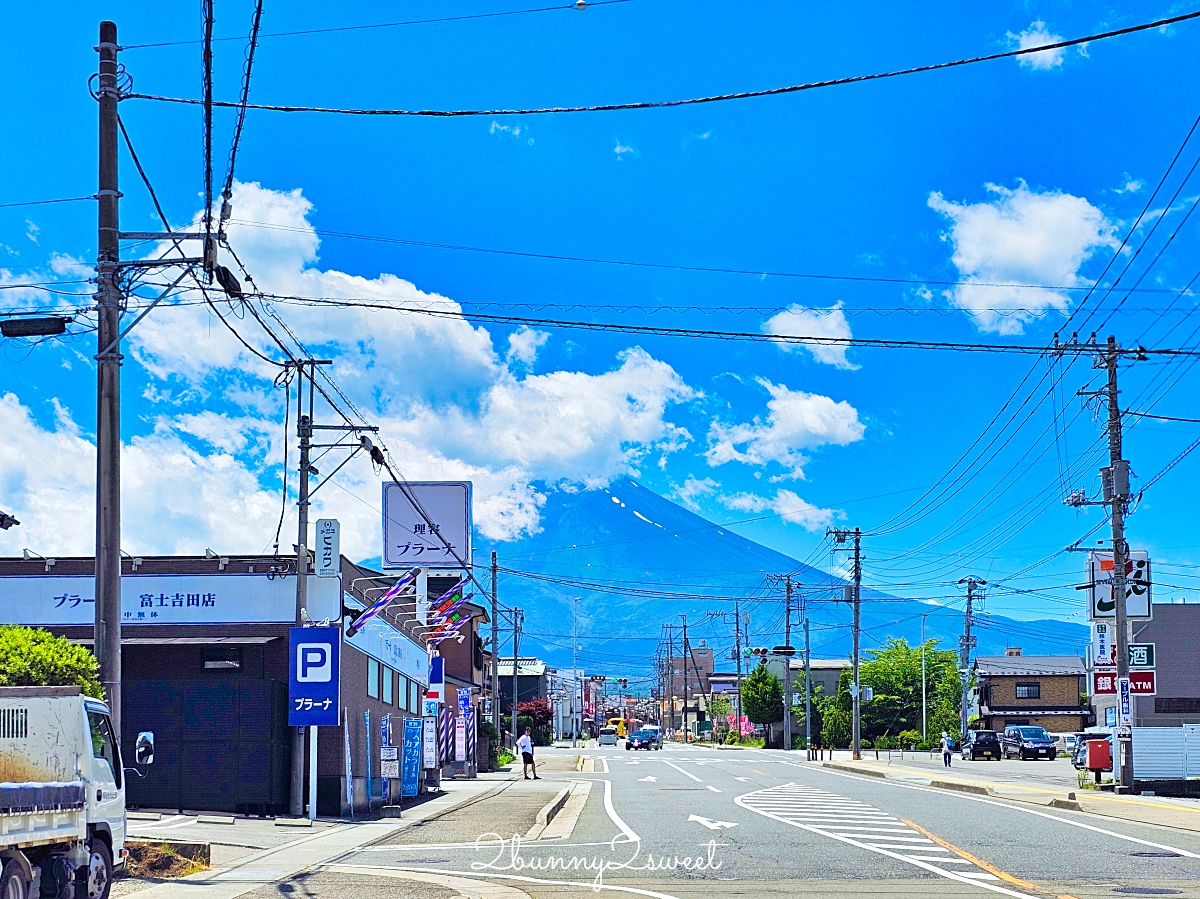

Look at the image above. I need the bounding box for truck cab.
[1,686,140,899]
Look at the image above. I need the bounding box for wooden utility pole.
[95,20,123,741]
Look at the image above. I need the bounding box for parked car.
[1001,725,1057,760]
[626,730,658,751]
[960,729,1002,760]
[598,726,619,746]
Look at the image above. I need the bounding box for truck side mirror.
[135,731,155,765]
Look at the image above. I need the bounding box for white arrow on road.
[688,814,738,831]
[734,776,750,782]
[638,776,657,782]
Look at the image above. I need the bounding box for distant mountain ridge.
[489,477,1088,677]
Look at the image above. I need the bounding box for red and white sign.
[1129,670,1156,695]
[1092,671,1118,695]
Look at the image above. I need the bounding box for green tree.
[0,626,103,698]
[740,663,783,725]
[706,693,732,730]
[854,637,962,743]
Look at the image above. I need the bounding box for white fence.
[1131,725,1200,780]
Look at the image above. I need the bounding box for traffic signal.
[617,678,628,687]
[748,648,770,663]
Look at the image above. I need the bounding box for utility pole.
[783,576,793,752]
[828,528,863,759]
[512,609,523,743]
[734,600,742,729]
[490,552,500,738]
[572,598,579,748]
[1104,336,1134,790]
[95,20,123,741]
[921,611,931,741]
[803,616,812,758]
[957,577,983,741]
[680,615,689,741]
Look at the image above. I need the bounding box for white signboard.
[342,593,428,687]
[380,746,399,779]
[0,574,339,626]
[454,717,467,763]
[1092,622,1116,668]
[1088,551,1151,620]
[422,717,438,768]
[382,481,471,570]
[315,519,340,578]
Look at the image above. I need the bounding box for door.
[86,707,126,851]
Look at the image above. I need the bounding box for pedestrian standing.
[517,727,540,779]
[940,731,953,767]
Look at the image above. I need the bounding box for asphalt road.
[319,744,1200,899]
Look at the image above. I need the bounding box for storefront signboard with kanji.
[382,481,472,570]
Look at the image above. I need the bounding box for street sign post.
[380,746,399,780]
[1118,677,1132,729]
[288,626,340,726]
[315,518,340,578]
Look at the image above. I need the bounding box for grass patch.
[125,842,208,879]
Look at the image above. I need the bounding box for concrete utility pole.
[828,528,863,759]
[491,551,500,738]
[572,598,579,748]
[803,616,812,758]
[1104,336,1135,791]
[957,577,983,740]
[783,577,793,752]
[290,362,313,816]
[921,611,931,741]
[512,609,523,743]
[95,20,123,740]
[680,615,689,741]
[734,600,742,728]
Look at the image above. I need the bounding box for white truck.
[1,686,151,899]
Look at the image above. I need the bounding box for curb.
[536,784,572,828]
[929,780,993,796]
[823,763,886,779]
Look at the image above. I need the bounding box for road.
[311,744,1200,899]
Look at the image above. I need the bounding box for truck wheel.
[1,859,30,899]
[75,840,112,899]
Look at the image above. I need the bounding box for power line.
[1124,410,1200,424]
[218,0,265,226]
[225,218,1190,295]
[253,290,1200,356]
[121,1,630,50]
[124,11,1200,117]
[0,195,95,210]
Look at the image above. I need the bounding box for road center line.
[661,760,703,782]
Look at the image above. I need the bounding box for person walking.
[940,731,953,767]
[517,727,540,780]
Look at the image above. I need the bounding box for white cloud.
[762,302,860,370]
[673,476,719,511]
[706,379,865,478]
[614,140,638,160]
[24,221,39,244]
[928,181,1117,334]
[8,182,699,547]
[505,326,550,367]
[722,489,836,531]
[1007,20,1066,69]
[1115,174,1144,195]
[489,121,533,145]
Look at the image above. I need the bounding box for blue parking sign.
[289,626,341,726]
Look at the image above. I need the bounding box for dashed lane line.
[660,760,703,783]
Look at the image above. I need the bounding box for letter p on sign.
[297,644,331,682]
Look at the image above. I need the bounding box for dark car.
[960,729,1001,760]
[1001,725,1057,760]
[626,730,657,750]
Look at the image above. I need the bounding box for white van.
[598,726,619,746]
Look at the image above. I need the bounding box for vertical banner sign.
[427,656,445,704]
[402,717,423,797]
[381,714,390,748]
[466,705,476,765]
[457,687,471,718]
[344,711,353,812]
[315,518,340,578]
[1092,622,1115,668]
[364,711,373,808]
[288,626,341,726]
[1118,677,1133,728]
[455,718,467,763]
[422,717,438,768]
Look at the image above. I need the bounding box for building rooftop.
[497,657,549,677]
[975,655,1085,677]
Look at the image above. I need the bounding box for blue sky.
[2,0,1200,627]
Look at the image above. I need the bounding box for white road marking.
[327,864,684,899]
[735,783,1030,898]
[626,761,641,765]
[706,785,722,793]
[734,777,750,782]
[603,779,639,844]
[688,814,738,830]
[661,760,703,782]
[637,776,657,782]
[811,763,1200,859]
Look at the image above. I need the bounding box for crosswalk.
[736,783,1021,893]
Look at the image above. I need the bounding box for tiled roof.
[975,656,1085,677]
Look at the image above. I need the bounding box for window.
[203,646,242,670]
[367,660,380,699]
[398,675,409,711]
[410,680,420,711]
[1156,698,1200,714]
[87,710,122,788]
[382,667,394,705]
[1015,683,1041,699]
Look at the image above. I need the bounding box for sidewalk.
[116,772,521,899]
[819,756,1200,834]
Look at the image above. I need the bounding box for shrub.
[0,626,103,697]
